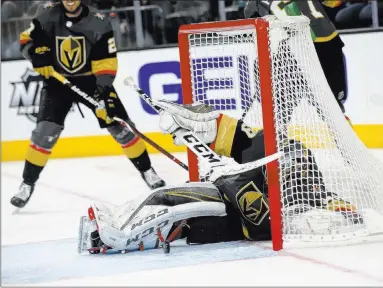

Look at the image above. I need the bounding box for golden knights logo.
[9,69,43,122]
[56,35,86,73]
[236,181,270,225]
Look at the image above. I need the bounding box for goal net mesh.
[183,16,383,241]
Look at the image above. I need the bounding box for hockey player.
[244,0,351,124]
[11,0,165,209]
[78,101,361,254]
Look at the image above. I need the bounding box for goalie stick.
[50,70,188,171]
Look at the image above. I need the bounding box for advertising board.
[2,32,382,161]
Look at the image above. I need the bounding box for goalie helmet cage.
[178,16,383,251]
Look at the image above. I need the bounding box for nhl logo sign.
[9,68,43,122]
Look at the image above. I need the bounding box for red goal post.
[179,18,283,250]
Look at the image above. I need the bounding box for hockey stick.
[208,151,282,182]
[123,76,226,169]
[114,117,188,171]
[50,70,188,171]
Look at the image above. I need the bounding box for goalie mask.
[279,139,327,207]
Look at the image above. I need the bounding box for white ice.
[2,151,383,286]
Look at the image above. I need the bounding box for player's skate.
[10,182,35,209]
[141,167,165,189]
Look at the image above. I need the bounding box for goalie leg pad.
[145,182,224,206]
[90,183,227,252]
[115,182,225,231]
[117,201,227,251]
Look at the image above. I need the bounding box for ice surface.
[2,239,276,285]
[2,152,383,286]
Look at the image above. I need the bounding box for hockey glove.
[95,86,117,125]
[157,100,220,145]
[30,45,53,79]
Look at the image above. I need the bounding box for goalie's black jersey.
[210,115,326,240]
[209,115,269,240]
[209,114,266,164]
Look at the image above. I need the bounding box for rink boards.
[1,31,383,162]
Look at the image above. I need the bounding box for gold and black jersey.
[245,0,342,42]
[210,114,328,241]
[210,115,271,241]
[209,114,265,164]
[20,3,117,89]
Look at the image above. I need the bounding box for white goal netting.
[181,16,383,242]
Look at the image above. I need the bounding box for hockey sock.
[124,143,151,172]
[121,136,146,158]
[22,144,51,184]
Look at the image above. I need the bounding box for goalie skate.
[77,215,137,255]
[78,206,130,255]
[77,216,115,254]
[78,216,93,254]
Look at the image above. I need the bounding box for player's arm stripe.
[20,30,32,45]
[321,0,342,8]
[91,57,117,75]
[212,114,238,157]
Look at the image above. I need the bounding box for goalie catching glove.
[157,100,220,145]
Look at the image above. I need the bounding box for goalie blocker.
[78,101,362,254]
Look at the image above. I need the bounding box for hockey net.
[178,16,383,249]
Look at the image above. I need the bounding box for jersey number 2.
[108,37,117,53]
